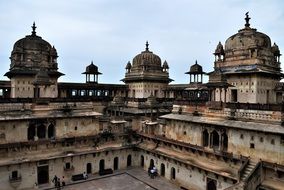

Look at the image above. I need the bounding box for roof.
[160,113,284,135]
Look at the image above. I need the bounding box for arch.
[37,166,49,185]
[140,155,144,167]
[223,133,228,151]
[99,159,105,172]
[27,125,36,140]
[160,163,165,177]
[47,124,55,139]
[150,159,154,169]
[114,157,119,171]
[127,154,132,167]
[37,124,46,139]
[207,178,217,190]
[212,130,219,149]
[86,163,92,174]
[202,129,209,147]
[171,167,176,180]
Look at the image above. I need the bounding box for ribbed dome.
[132,41,162,71]
[225,29,271,51]
[5,23,63,78]
[13,35,53,53]
[224,14,271,51]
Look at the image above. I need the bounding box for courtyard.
[43,168,180,190]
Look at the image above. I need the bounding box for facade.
[0,13,283,190]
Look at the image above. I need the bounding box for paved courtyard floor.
[44,167,179,190]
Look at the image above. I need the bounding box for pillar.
[219,88,222,102]
[224,88,227,103]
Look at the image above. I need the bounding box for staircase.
[240,160,257,181]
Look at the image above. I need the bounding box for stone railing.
[243,162,262,190]
[238,158,249,182]
[205,102,283,122]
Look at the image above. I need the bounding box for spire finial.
[195,60,198,64]
[145,41,149,51]
[245,12,250,28]
[31,22,37,36]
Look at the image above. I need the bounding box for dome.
[125,61,132,69]
[131,41,162,71]
[185,60,204,74]
[272,43,281,56]
[82,61,102,74]
[214,42,224,55]
[6,23,63,78]
[224,14,271,51]
[162,61,169,69]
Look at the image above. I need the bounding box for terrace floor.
[43,167,180,190]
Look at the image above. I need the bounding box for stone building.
[0,13,283,190]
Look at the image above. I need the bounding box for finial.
[195,60,198,64]
[31,22,37,36]
[91,60,94,65]
[145,41,149,51]
[245,12,250,28]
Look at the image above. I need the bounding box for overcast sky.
[0,0,283,84]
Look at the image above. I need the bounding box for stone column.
[218,132,222,151]
[224,88,227,103]
[219,88,222,102]
[34,126,38,141]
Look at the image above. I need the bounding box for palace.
[0,13,283,190]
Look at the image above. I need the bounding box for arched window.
[203,129,209,147]
[211,130,219,149]
[150,159,154,169]
[207,178,217,190]
[37,124,46,139]
[223,133,228,151]
[140,155,144,167]
[160,163,165,177]
[114,157,119,170]
[99,159,105,171]
[27,125,36,140]
[127,155,132,167]
[86,163,92,174]
[47,124,55,139]
[171,167,176,180]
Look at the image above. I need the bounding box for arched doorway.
[37,124,46,139]
[37,166,49,185]
[47,124,55,139]
[114,157,119,171]
[28,125,35,140]
[86,163,92,174]
[223,133,228,151]
[127,155,132,167]
[99,159,105,172]
[212,130,219,149]
[150,159,154,168]
[160,163,165,177]
[140,155,144,167]
[171,167,176,180]
[207,178,217,190]
[203,129,209,147]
